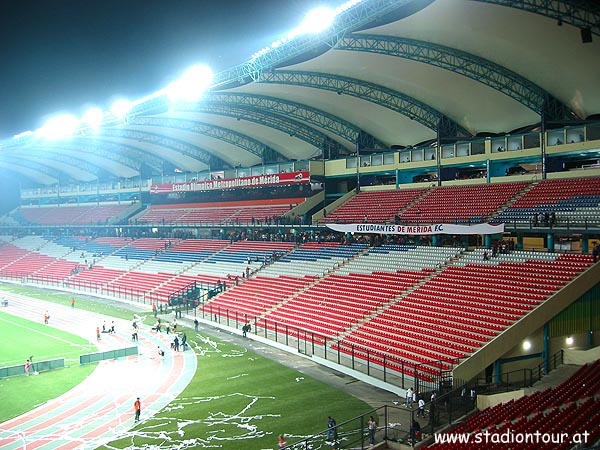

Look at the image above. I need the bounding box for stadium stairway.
[525,363,582,393]
[332,254,449,340]
[329,249,468,377]
[395,186,436,223]
[263,244,370,312]
[203,243,373,338]
[489,181,536,222]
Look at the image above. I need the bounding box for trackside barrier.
[80,346,138,364]
[0,358,65,378]
[288,387,478,449]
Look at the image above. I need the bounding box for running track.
[0,293,197,450]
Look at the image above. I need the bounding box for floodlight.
[166,64,213,103]
[36,114,80,140]
[82,107,104,129]
[522,340,532,351]
[298,7,336,34]
[110,99,133,117]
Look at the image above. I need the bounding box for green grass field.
[0,284,376,449]
[0,310,98,422]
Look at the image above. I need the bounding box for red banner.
[151,171,309,194]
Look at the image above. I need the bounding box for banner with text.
[151,171,310,194]
[326,223,505,235]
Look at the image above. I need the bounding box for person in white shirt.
[417,397,426,417]
[405,387,414,408]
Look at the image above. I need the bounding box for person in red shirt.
[134,397,141,422]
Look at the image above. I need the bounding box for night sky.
[0,0,337,138]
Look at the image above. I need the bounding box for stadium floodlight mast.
[35,114,80,140]
[165,64,214,104]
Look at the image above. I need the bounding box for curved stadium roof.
[1,0,599,186]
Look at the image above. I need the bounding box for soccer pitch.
[0,311,98,422]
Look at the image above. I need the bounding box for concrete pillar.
[517,233,523,250]
[547,232,555,253]
[582,235,589,254]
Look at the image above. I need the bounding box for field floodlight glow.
[36,114,80,140]
[298,7,336,34]
[166,64,213,103]
[82,107,104,129]
[110,99,133,118]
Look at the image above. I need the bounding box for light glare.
[110,99,133,117]
[13,130,34,139]
[82,108,104,129]
[299,7,336,34]
[166,65,213,103]
[36,114,80,140]
[250,0,364,61]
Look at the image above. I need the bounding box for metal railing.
[199,303,460,392]
[473,349,564,394]
[286,386,478,449]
